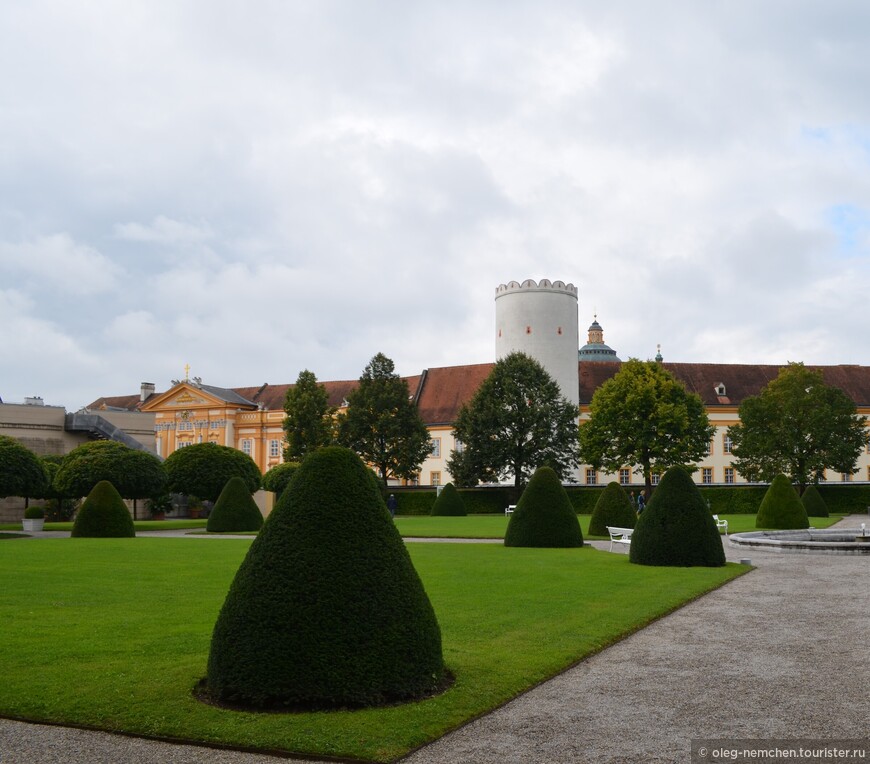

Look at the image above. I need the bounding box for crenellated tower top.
[495,279,578,297]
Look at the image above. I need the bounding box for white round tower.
[494,279,580,408]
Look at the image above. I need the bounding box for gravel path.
[2,516,867,763]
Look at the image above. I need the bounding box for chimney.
[24,396,44,406]
[140,382,156,402]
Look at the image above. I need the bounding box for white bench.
[713,514,728,535]
[505,504,516,516]
[606,526,634,552]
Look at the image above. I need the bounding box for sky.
[2,1,870,411]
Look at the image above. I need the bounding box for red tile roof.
[90,361,870,421]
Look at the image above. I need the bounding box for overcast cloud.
[2,1,870,409]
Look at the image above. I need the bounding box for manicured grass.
[0,539,745,761]
[393,513,844,540]
[0,519,208,532]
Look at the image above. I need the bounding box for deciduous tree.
[447,352,579,490]
[163,442,260,503]
[53,440,166,519]
[728,362,867,493]
[578,359,714,497]
[0,435,47,500]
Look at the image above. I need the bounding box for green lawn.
[0,519,208,532]
[394,513,844,540]
[0,538,745,762]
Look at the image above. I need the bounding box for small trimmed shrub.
[629,467,725,567]
[24,506,45,519]
[504,467,583,548]
[800,485,829,518]
[430,483,467,516]
[71,481,135,538]
[261,462,301,497]
[756,475,809,529]
[588,482,636,536]
[207,477,264,533]
[206,446,444,709]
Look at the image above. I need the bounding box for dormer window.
[715,383,727,396]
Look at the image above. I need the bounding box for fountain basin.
[729,528,870,555]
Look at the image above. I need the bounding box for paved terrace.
[2,516,867,764]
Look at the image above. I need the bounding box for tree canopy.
[54,441,166,511]
[728,363,867,492]
[0,436,47,499]
[446,352,579,490]
[337,353,432,485]
[282,369,335,461]
[163,442,261,502]
[578,359,714,497]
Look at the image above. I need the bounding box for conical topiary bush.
[71,480,135,538]
[430,482,466,516]
[629,466,724,567]
[504,466,583,548]
[800,484,828,518]
[756,474,809,529]
[207,476,264,533]
[206,446,444,709]
[588,482,636,537]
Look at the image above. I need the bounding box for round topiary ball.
[72,480,135,538]
[800,484,828,518]
[504,466,583,548]
[206,446,444,709]
[629,467,724,567]
[588,482,636,537]
[430,483,466,516]
[207,477,264,533]
[261,462,300,497]
[756,474,809,529]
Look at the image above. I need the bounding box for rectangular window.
[407,474,419,487]
[619,468,631,485]
[269,439,281,458]
[651,473,660,486]
[842,472,852,482]
[430,471,441,486]
[241,439,252,456]
[705,439,713,456]
[453,438,464,454]
[585,468,597,486]
[702,468,713,484]
[430,438,441,458]
[724,467,735,484]
[723,435,733,454]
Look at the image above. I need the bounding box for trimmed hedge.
[816,485,870,514]
[504,467,583,548]
[207,477,264,533]
[390,491,437,516]
[206,446,443,709]
[801,485,829,518]
[588,482,636,536]
[629,467,725,567]
[756,475,809,529]
[71,481,135,538]
[430,483,467,516]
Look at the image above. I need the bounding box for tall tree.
[728,362,867,493]
[446,352,579,490]
[578,359,714,497]
[337,353,431,485]
[283,369,335,461]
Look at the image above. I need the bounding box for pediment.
[141,384,229,411]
